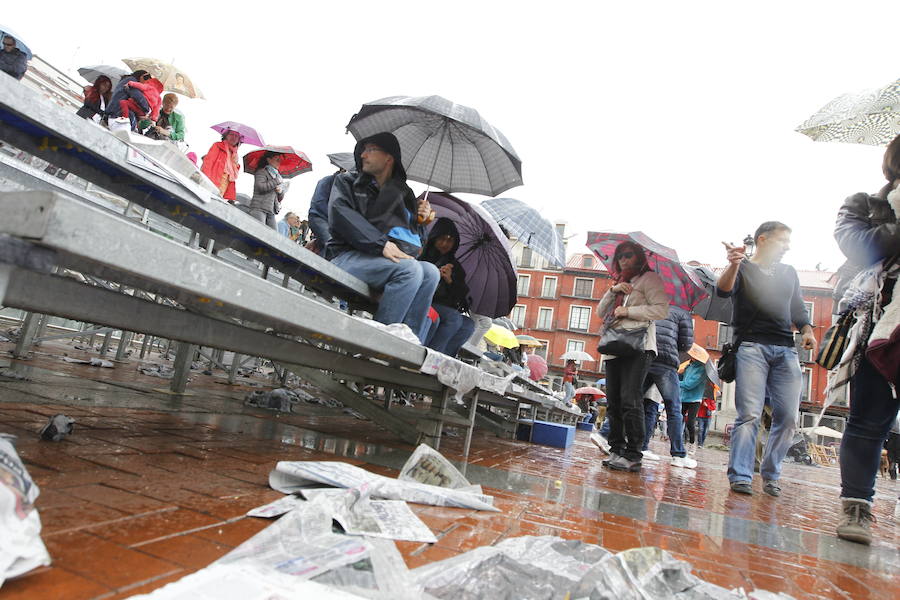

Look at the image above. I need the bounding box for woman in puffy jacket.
[596,241,669,473]
[76,75,112,122]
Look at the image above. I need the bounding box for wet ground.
[0,340,898,599]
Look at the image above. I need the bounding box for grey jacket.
[250,167,284,214]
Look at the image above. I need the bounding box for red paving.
[0,344,898,599]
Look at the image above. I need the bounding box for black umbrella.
[685,264,732,323]
[327,152,356,172]
[423,192,517,318]
[347,95,523,196]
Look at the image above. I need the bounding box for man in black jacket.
[327,132,439,342]
[641,305,695,467]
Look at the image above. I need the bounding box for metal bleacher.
[0,77,580,457]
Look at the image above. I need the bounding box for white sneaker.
[641,450,661,461]
[671,456,685,468]
[590,433,611,455]
[671,456,697,469]
[688,443,697,455]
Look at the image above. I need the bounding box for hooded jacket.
[125,78,164,121]
[326,133,423,258]
[833,185,900,302]
[652,305,695,369]
[108,76,149,117]
[420,217,471,311]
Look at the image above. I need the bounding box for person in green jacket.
[140,93,185,142]
[679,359,706,454]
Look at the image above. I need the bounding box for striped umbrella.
[346,95,522,196]
[586,231,708,311]
[480,197,566,267]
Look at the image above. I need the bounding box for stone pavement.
[0,344,898,599]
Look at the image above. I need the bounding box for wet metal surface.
[0,342,898,599]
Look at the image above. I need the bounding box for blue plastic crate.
[577,421,595,431]
[517,419,575,448]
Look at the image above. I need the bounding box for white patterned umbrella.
[796,77,900,145]
[481,197,565,267]
[346,95,523,196]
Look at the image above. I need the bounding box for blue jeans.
[727,342,801,483]
[427,304,475,357]
[642,400,660,451]
[697,417,711,447]
[642,363,686,457]
[332,251,439,343]
[840,354,900,501]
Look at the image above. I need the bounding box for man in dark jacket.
[641,305,695,466]
[0,36,28,80]
[327,132,439,343]
[308,172,339,255]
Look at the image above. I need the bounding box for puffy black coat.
[652,305,694,369]
[419,218,470,311]
[833,188,900,302]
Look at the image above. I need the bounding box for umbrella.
[560,350,595,362]
[687,343,709,363]
[493,316,516,330]
[243,146,312,178]
[685,264,732,323]
[0,26,32,59]
[800,426,843,440]
[211,121,265,147]
[586,231,708,312]
[78,65,128,88]
[424,192,517,318]
[484,325,519,349]
[526,354,548,381]
[574,386,605,397]
[480,198,566,267]
[796,77,900,146]
[327,152,356,172]
[346,95,522,196]
[704,360,721,388]
[122,57,204,99]
[515,335,543,347]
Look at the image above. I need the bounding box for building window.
[581,255,593,269]
[566,339,585,354]
[573,278,593,298]
[804,301,814,324]
[535,340,549,359]
[536,307,554,330]
[520,247,533,268]
[541,276,557,298]
[510,305,526,328]
[516,274,531,296]
[800,367,812,404]
[568,306,591,331]
[716,323,734,350]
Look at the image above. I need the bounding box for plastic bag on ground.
[0,434,51,588]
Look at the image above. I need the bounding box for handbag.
[717,305,760,384]
[815,312,856,370]
[597,325,648,357]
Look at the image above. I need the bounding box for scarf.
[222,143,239,182]
[604,268,645,328]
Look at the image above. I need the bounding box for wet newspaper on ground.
[398,443,483,495]
[269,460,497,511]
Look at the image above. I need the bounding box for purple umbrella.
[586,231,708,311]
[210,121,265,147]
[421,192,517,318]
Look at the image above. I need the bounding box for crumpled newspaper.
[62,357,113,368]
[38,414,75,442]
[0,435,51,587]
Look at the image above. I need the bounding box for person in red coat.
[201,130,242,202]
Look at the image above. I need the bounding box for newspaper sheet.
[245,494,305,518]
[398,444,482,495]
[128,563,369,599]
[269,461,497,512]
[218,496,369,580]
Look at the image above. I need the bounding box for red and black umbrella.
[243,146,312,179]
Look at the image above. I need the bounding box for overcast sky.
[6,1,900,270]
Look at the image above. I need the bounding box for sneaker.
[601,452,620,467]
[687,443,697,455]
[836,498,875,545]
[671,456,696,469]
[641,450,661,461]
[590,433,611,455]
[608,455,642,472]
[763,480,781,497]
[730,481,753,495]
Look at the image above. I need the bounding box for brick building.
[508,247,845,431]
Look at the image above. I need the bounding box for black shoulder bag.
[717,305,760,384]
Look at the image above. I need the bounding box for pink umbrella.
[211,121,265,147]
[526,354,548,381]
[574,386,605,397]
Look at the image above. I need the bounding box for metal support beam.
[114,331,133,362]
[12,311,41,358]
[169,341,195,394]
